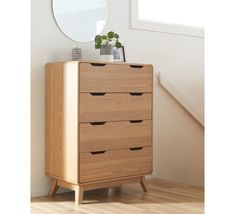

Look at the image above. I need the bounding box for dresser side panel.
[45,62,78,184]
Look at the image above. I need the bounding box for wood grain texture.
[80,147,152,183]
[79,62,153,92]
[80,93,152,122]
[45,62,78,184]
[80,120,152,152]
[31,178,204,214]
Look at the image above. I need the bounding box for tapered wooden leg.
[49,179,58,196]
[75,186,84,205]
[140,176,149,192]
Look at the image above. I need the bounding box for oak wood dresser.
[45,61,153,204]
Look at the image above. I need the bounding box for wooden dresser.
[45,61,153,204]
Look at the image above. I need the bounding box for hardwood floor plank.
[31,178,204,214]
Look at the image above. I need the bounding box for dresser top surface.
[46,60,153,67]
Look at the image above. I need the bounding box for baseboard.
[146,173,157,179]
[31,185,70,197]
[31,185,50,197]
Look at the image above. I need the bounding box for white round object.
[52,0,108,43]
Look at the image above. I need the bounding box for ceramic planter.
[100,44,114,62]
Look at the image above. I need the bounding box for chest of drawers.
[45,61,153,204]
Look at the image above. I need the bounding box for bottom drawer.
[80,147,152,183]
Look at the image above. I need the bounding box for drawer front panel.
[79,93,152,122]
[79,62,153,92]
[80,147,152,183]
[80,120,152,152]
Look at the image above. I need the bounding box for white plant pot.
[100,44,114,62]
[100,54,114,62]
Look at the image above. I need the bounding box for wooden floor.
[31,178,204,214]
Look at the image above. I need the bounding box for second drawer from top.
[79,93,152,122]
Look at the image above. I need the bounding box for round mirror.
[52,0,108,42]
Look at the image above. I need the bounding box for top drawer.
[79,62,153,92]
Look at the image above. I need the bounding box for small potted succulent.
[95,31,122,62]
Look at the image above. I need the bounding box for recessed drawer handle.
[130,65,144,68]
[129,120,143,123]
[129,92,143,96]
[90,151,106,155]
[90,63,106,66]
[90,122,106,125]
[129,147,143,151]
[90,92,106,96]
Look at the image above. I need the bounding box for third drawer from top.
[80,120,152,152]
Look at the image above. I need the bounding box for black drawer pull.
[129,92,143,96]
[129,147,143,151]
[90,151,106,155]
[129,120,143,123]
[90,92,106,96]
[90,63,106,66]
[90,122,106,125]
[130,65,144,68]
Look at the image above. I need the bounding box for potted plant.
[95,31,122,62]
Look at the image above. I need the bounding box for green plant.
[95,31,122,49]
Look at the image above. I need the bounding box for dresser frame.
[45,61,153,204]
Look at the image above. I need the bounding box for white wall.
[31,0,204,196]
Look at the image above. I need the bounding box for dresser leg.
[140,176,149,192]
[75,186,84,205]
[49,179,58,196]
